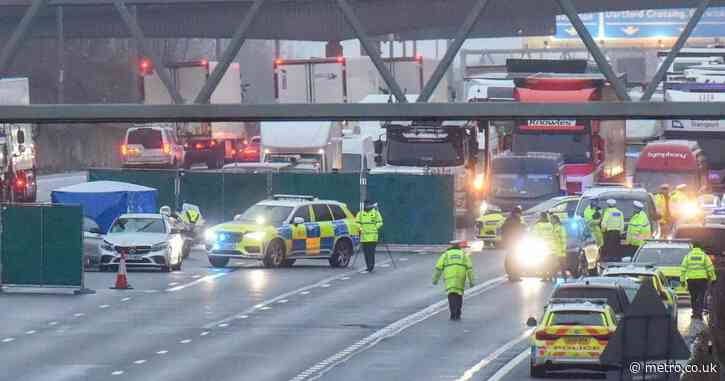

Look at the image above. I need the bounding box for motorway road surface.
[36,171,88,202]
[0,246,697,381]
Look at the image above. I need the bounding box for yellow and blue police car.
[527,298,617,378]
[204,195,360,268]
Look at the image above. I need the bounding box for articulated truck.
[0,77,37,202]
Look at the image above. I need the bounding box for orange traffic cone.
[110,255,133,290]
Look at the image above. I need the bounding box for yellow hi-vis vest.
[601,207,625,232]
[356,209,383,243]
[433,248,475,295]
[626,210,652,247]
[680,247,717,283]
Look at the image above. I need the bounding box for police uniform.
[433,241,475,320]
[626,203,651,248]
[601,200,625,261]
[653,192,670,234]
[532,215,556,277]
[551,219,568,275]
[356,203,383,272]
[680,247,717,319]
[588,208,604,248]
[180,208,201,225]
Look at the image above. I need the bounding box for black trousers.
[448,293,463,320]
[362,242,377,271]
[688,278,709,319]
[602,231,622,261]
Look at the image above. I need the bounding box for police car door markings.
[289,276,507,381]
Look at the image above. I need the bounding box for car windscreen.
[512,132,592,164]
[491,174,559,199]
[551,311,605,326]
[576,193,653,221]
[551,287,625,314]
[634,171,698,193]
[674,227,725,256]
[110,218,166,234]
[127,128,163,149]
[386,129,464,167]
[238,204,293,226]
[635,246,690,266]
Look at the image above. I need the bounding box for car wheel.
[182,241,192,259]
[329,239,353,268]
[209,256,229,268]
[530,363,546,378]
[263,239,285,268]
[160,265,171,273]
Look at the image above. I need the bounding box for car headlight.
[246,231,266,241]
[514,237,550,264]
[151,242,169,252]
[100,240,114,251]
[204,229,216,242]
[680,201,701,218]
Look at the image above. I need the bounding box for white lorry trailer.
[0,77,37,202]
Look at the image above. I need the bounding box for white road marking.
[166,273,227,292]
[320,284,331,288]
[485,349,529,381]
[168,282,179,286]
[99,304,110,309]
[218,323,229,328]
[73,313,85,317]
[260,306,272,311]
[111,371,124,376]
[277,299,289,304]
[236,315,249,319]
[180,339,192,344]
[455,329,533,381]
[380,264,390,268]
[156,350,168,355]
[25,330,36,335]
[192,275,201,278]
[133,360,147,365]
[399,257,409,261]
[340,276,350,280]
[200,331,210,336]
[48,321,58,326]
[121,297,132,302]
[201,261,392,330]
[2,338,15,343]
[289,276,507,381]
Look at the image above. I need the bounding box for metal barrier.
[0,204,93,294]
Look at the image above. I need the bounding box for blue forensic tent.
[51,181,158,233]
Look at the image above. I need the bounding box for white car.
[99,213,185,272]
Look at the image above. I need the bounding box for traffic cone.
[110,256,133,290]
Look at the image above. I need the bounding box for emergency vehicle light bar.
[548,298,608,305]
[272,194,317,201]
[643,238,692,244]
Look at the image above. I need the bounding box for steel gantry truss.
[0,0,722,123]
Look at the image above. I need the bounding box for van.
[633,140,709,193]
[122,125,184,168]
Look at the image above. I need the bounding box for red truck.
[500,60,626,194]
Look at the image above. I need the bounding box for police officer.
[501,206,525,251]
[433,240,475,321]
[532,212,556,278]
[601,199,625,261]
[654,184,671,235]
[584,199,599,225]
[550,214,568,277]
[587,200,604,249]
[680,246,717,320]
[356,200,384,273]
[626,201,652,249]
[179,206,201,226]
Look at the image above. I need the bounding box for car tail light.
[210,140,217,147]
[163,143,171,154]
[534,331,559,341]
[231,149,237,155]
[195,143,204,150]
[121,144,128,156]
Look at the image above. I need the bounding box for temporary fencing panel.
[1,204,89,292]
[179,171,268,225]
[220,173,268,221]
[88,169,178,210]
[272,173,361,212]
[367,174,455,245]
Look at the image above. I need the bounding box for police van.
[204,195,361,268]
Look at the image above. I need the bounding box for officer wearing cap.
[680,246,717,319]
[433,240,475,320]
[356,200,384,272]
[626,201,652,254]
[601,199,625,261]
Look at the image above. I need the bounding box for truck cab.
[0,77,37,202]
[633,140,709,193]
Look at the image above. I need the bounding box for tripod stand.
[351,237,397,269]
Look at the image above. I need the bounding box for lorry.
[274,55,448,104]
[370,121,481,218]
[260,121,342,173]
[141,59,249,169]
[0,77,37,202]
[664,81,725,190]
[498,60,626,194]
[633,140,709,194]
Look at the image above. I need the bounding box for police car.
[204,195,360,268]
[601,263,678,321]
[527,298,617,378]
[629,239,692,298]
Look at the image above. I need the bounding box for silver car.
[99,213,184,272]
[83,217,104,269]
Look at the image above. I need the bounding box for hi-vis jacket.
[433,248,475,295]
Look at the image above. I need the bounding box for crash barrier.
[367,174,455,245]
[87,169,455,244]
[88,169,178,210]
[0,204,93,294]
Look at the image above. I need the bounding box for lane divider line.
[455,329,533,381]
[201,259,393,330]
[289,276,507,381]
[166,273,227,292]
[486,349,530,381]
